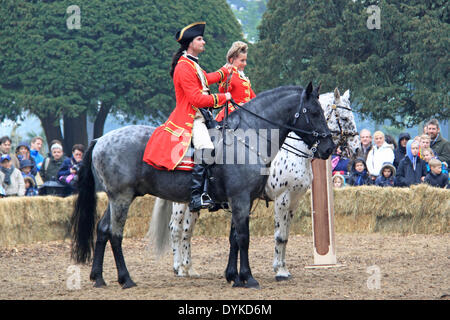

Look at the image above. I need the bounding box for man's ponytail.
[170,44,188,78]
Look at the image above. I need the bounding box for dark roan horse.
[71,82,335,289]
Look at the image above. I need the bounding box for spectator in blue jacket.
[24,176,39,196]
[347,157,372,186]
[395,140,427,187]
[20,159,37,186]
[30,136,45,172]
[375,162,396,187]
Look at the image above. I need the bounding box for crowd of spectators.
[0,119,448,197]
[332,118,449,189]
[0,136,85,198]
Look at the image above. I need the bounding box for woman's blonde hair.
[373,131,385,139]
[226,41,248,63]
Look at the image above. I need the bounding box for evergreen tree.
[249,0,449,127]
[0,0,242,149]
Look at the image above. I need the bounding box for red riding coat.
[215,66,256,122]
[143,56,229,170]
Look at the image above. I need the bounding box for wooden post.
[305,157,342,268]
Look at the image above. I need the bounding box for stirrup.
[201,192,214,207]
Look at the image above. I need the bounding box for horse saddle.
[164,108,222,172]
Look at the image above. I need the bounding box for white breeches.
[192,110,214,150]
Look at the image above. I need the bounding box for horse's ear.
[343,89,350,100]
[305,82,313,98]
[316,82,322,95]
[334,87,341,101]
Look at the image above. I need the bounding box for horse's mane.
[236,85,302,112]
[223,85,303,129]
[249,85,302,102]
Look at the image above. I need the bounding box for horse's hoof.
[93,278,107,288]
[224,270,238,283]
[176,267,189,277]
[187,268,200,277]
[245,278,260,289]
[121,279,137,289]
[275,274,292,282]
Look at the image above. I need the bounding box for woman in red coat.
[143,22,232,212]
[215,41,256,122]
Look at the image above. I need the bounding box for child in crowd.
[395,140,427,187]
[424,159,449,188]
[375,162,396,187]
[332,173,346,188]
[0,154,25,196]
[20,159,37,186]
[24,176,38,196]
[331,146,350,177]
[347,157,372,186]
[419,134,431,159]
[421,147,449,175]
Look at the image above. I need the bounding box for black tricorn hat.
[175,22,205,46]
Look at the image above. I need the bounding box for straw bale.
[0,195,74,247]
[0,185,448,247]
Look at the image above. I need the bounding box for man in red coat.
[143,22,232,212]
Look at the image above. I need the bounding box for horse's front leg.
[178,206,200,277]
[169,203,185,275]
[273,192,297,281]
[230,197,260,289]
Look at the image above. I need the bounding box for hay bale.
[124,195,155,238]
[0,195,73,247]
[333,185,449,234]
[0,185,448,247]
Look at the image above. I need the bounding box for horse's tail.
[70,139,98,264]
[146,197,173,258]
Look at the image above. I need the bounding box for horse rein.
[228,99,331,141]
[221,98,330,160]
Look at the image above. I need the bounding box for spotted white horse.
[147,88,360,280]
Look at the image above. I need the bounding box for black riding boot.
[189,149,214,212]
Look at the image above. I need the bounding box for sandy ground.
[0,234,448,300]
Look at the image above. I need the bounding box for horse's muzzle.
[316,141,335,160]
